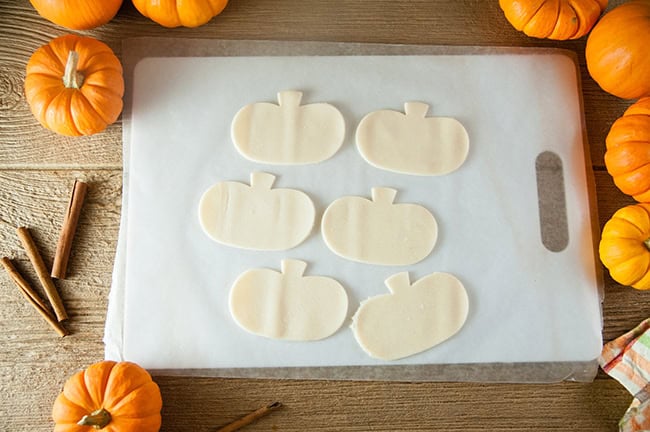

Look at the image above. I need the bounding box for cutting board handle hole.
[535,151,569,252]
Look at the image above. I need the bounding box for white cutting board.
[106,45,602,377]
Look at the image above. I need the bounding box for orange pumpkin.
[132,0,229,28]
[586,0,650,100]
[52,361,162,432]
[24,34,124,137]
[599,203,650,290]
[604,97,650,202]
[29,0,123,30]
[499,0,608,40]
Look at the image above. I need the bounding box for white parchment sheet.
[105,45,602,379]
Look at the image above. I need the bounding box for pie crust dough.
[321,187,438,265]
[231,90,345,165]
[356,102,469,176]
[230,259,349,341]
[352,272,469,361]
[199,172,315,250]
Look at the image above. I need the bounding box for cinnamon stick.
[0,256,51,313]
[216,402,282,432]
[1,257,68,337]
[16,227,68,321]
[52,179,88,279]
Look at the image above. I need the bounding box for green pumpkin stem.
[63,51,84,89]
[77,408,112,429]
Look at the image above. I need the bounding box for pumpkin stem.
[77,408,112,429]
[645,239,650,251]
[384,272,411,294]
[277,90,303,107]
[281,259,308,277]
[371,187,397,204]
[404,102,430,117]
[63,51,84,89]
[250,172,276,189]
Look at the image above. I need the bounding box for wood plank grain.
[0,0,630,168]
[153,377,631,432]
[0,170,121,328]
[0,168,643,432]
[0,170,120,432]
[0,1,645,432]
[0,1,123,168]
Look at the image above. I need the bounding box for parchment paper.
[105,39,603,382]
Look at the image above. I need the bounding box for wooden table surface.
[0,1,647,430]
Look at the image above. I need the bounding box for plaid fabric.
[620,399,650,432]
[600,318,650,432]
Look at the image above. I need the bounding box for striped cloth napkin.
[600,318,650,432]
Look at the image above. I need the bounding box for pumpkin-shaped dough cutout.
[352,272,469,361]
[230,259,349,341]
[356,102,469,176]
[322,187,437,265]
[231,90,345,165]
[199,172,315,250]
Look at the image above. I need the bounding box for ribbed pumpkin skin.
[586,0,650,100]
[605,98,650,202]
[52,361,162,432]
[132,0,229,28]
[499,0,608,40]
[24,34,124,137]
[599,203,650,290]
[29,0,123,30]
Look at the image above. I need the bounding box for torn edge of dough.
[351,271,469,361]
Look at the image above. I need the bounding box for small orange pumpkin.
[52,361,162,432]
[599,203,650,290]
[132,0,229,28]
[604,97,650,202]
[499,0,608,40]
[586,0,650,100]
[24,34,124,137]
[29,0,123,30]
